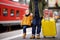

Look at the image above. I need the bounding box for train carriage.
[0,0,29,26]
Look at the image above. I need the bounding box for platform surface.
[0,19,60,40]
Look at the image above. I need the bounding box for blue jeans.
[32,24,41,35]
[23,26,27,33]
[32,17,42,35]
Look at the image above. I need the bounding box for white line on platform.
[1,32,31,40]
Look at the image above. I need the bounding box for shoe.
[30,35,35,39]
[22,33,26,39]
[35,34,40,39]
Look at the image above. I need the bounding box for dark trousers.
[32,17,42,35]
[23,26,27,33]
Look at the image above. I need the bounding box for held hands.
[30,13,33,16]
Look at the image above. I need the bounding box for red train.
[0,0,29,26]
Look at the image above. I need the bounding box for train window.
[16,10,19,17]
[10,9,14,16]
[3,8,8,16]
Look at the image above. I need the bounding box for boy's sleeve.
[30,16,33,21]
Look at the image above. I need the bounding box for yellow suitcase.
[41,18,57,37]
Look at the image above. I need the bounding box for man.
[29,0,48,39]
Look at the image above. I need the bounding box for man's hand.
[30,13,33,16]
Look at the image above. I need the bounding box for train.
[0,0,60,26]
[0,0,29,26]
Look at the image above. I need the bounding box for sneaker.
[35,34,40,39]
[22,33,26,39]
[30,35,35,39]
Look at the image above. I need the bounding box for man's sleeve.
[43,0,48,9]
[29,0,32,13]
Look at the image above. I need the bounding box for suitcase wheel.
[44,36,46,38]
[52,37,55,38]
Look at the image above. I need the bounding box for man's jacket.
[29,0,48,17]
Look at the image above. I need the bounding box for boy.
[21,9,33,39]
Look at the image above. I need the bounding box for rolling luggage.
[42,9,57,37]
[41,18,57,38]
